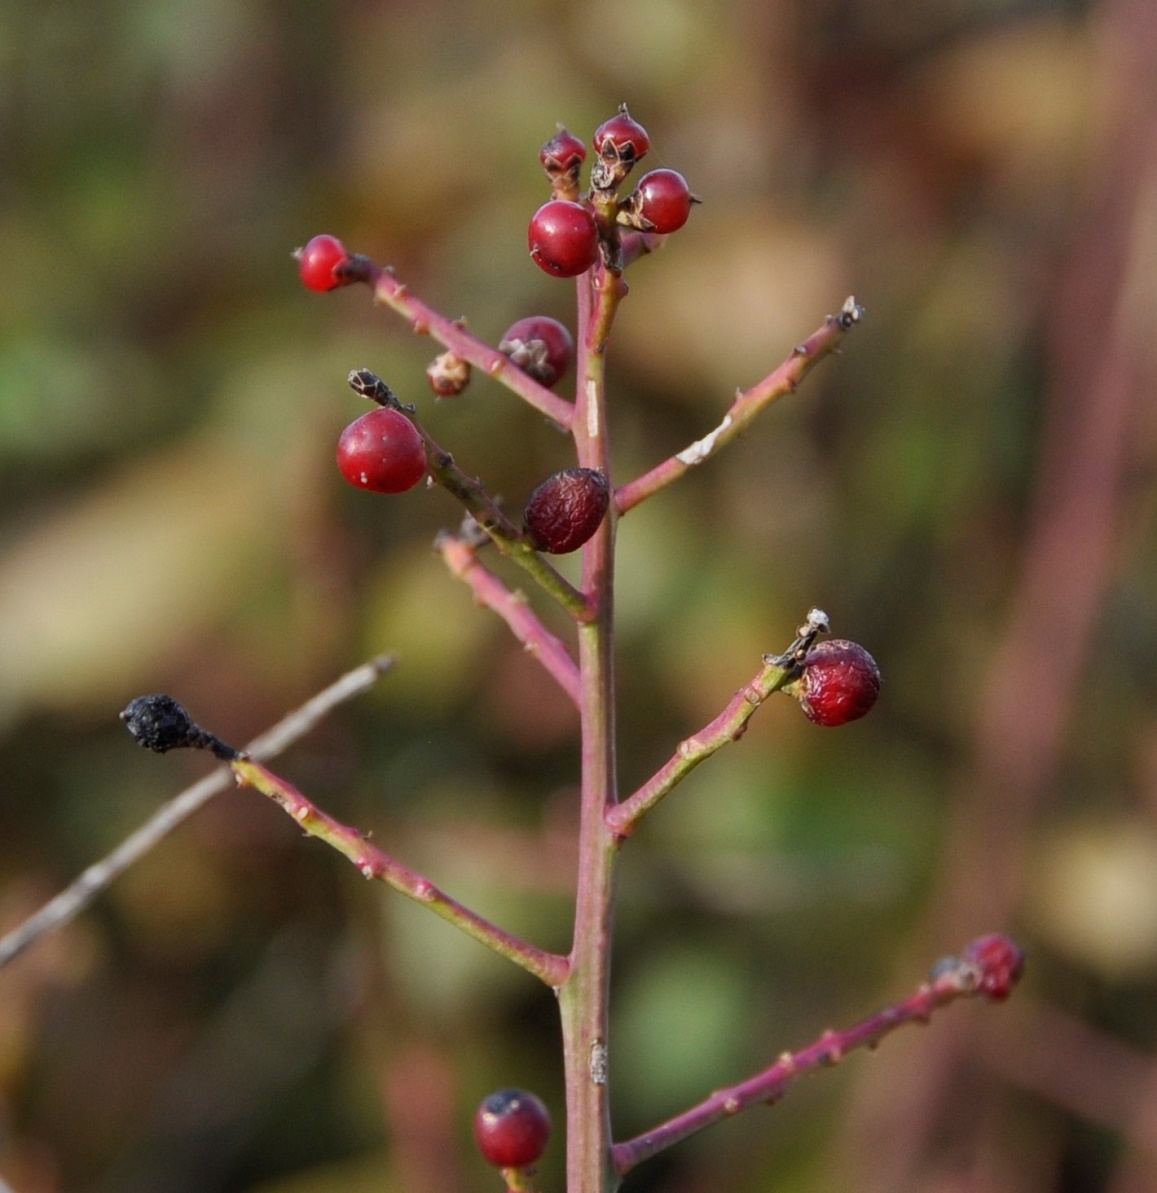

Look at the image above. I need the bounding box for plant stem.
[232,758,569,988]
[558,264,627,1193]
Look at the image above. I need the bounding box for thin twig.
[0,654,397,969]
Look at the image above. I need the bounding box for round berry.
[593,105,650,166]
[632,168,698,234]
[796,639,880,727]
[963,934,1025,1002]
[426,350,471,397]
[336,407,427,494]
[296,234,350,292]
[524,468,609,554]
[528,200,599,278]
[540,126,586,177]
[499,316,574,388]
[473,1089,551,1170]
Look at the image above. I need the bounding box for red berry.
[524,468,609,554]
[797,639,880,727]
[499,316,574,388]
[540,126,586,177]
[963,934,1026,1002]
[593,106,650,166]
[296,234,350,292]
[473,1088,551,1169]
[336,407,427,494]
[632,168,698,234]
[528,200,599,278]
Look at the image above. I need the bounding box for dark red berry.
[296,234,351,292]
[540,126,586,177]
[499,316,574,388]
[426,350,471,397]
[528,200,599,278]
[593,105,650,166]
[473,1089,551,1170]
[336,407,427,494]
[524,468,609,554]
[631,168,698,234]
[796,639,880,727]
[963,934,1025,1002]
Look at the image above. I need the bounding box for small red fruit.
[593,105,650,166]
[524,468,609,554]
[499,316,574,388]
[528,200,599,278]
[296,234,351,292]
[474,1089,551,1170]
[540,126,587,178]
[631,168,698,234]
[336,406,427,494]
[963,934,1026,1002]
[796,639,880,727]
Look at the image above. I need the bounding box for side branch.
[612,937,1024,1177]
[615,297,864,516]
[371,265,575,429]
[232,759,570,989]
[0,655,397,969]
[606,654,796,837]
[437,531,582,705]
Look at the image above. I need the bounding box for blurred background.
[2,0,1156,1190]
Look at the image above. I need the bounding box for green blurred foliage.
[3,1,1156,1191]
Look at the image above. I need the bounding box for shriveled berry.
[540,126,586,178]
[336,407,427,494]
[963,934,1025,1002]
[120,695,239,760]
[593,105,650,166]
[524,468,609,554]
[528,200,599,278]
[296,234,351,292]
[797,639,880,727]
[473,1089,551,1170]
[426,350,471,397]
[499,316,574,388]
[630,168,698,234]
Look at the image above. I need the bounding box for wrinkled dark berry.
[524,468,609,554]
[797,639,881,727]
[120,694,239,760]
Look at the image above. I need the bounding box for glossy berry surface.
[539,126,586,176]
[524,468,609,554]
[474,1089,551,1169]
[964,934,1026,1002]
[593,107,650,165]
[499,316,574,388]
[297,234,350,292]
[633,168,697,234]
[528,200,599,277]
[336,407,427,494]
[797,639,880,726]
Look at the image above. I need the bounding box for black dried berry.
[120,694,240,760]
[523,468,610,554]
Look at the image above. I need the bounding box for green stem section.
[232,759,569,988]
[559,263,627,1193]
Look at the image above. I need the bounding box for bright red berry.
[524,468,609,554]
[528,200,599,277]
[473,1088,551,1170]
[963,934,1025,1002]
[632,168,698,234]
[336,406,427,494]
[593,105,650,166]
[540,126,587,177]
[499,316,574,388]
[796,639,881,727]
[296,234,351,292]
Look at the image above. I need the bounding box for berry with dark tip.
[296,234,351,292]
[593,105,650,167]
[540,126,586,193]
[473,1089,551,1170]
[629,168,698,234]
[524,468,609,554]
[964,934,1026,1002]
[499,316,574,388]
[528,200,599,278]
[336,407,427,494]
[796,639,881,726]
